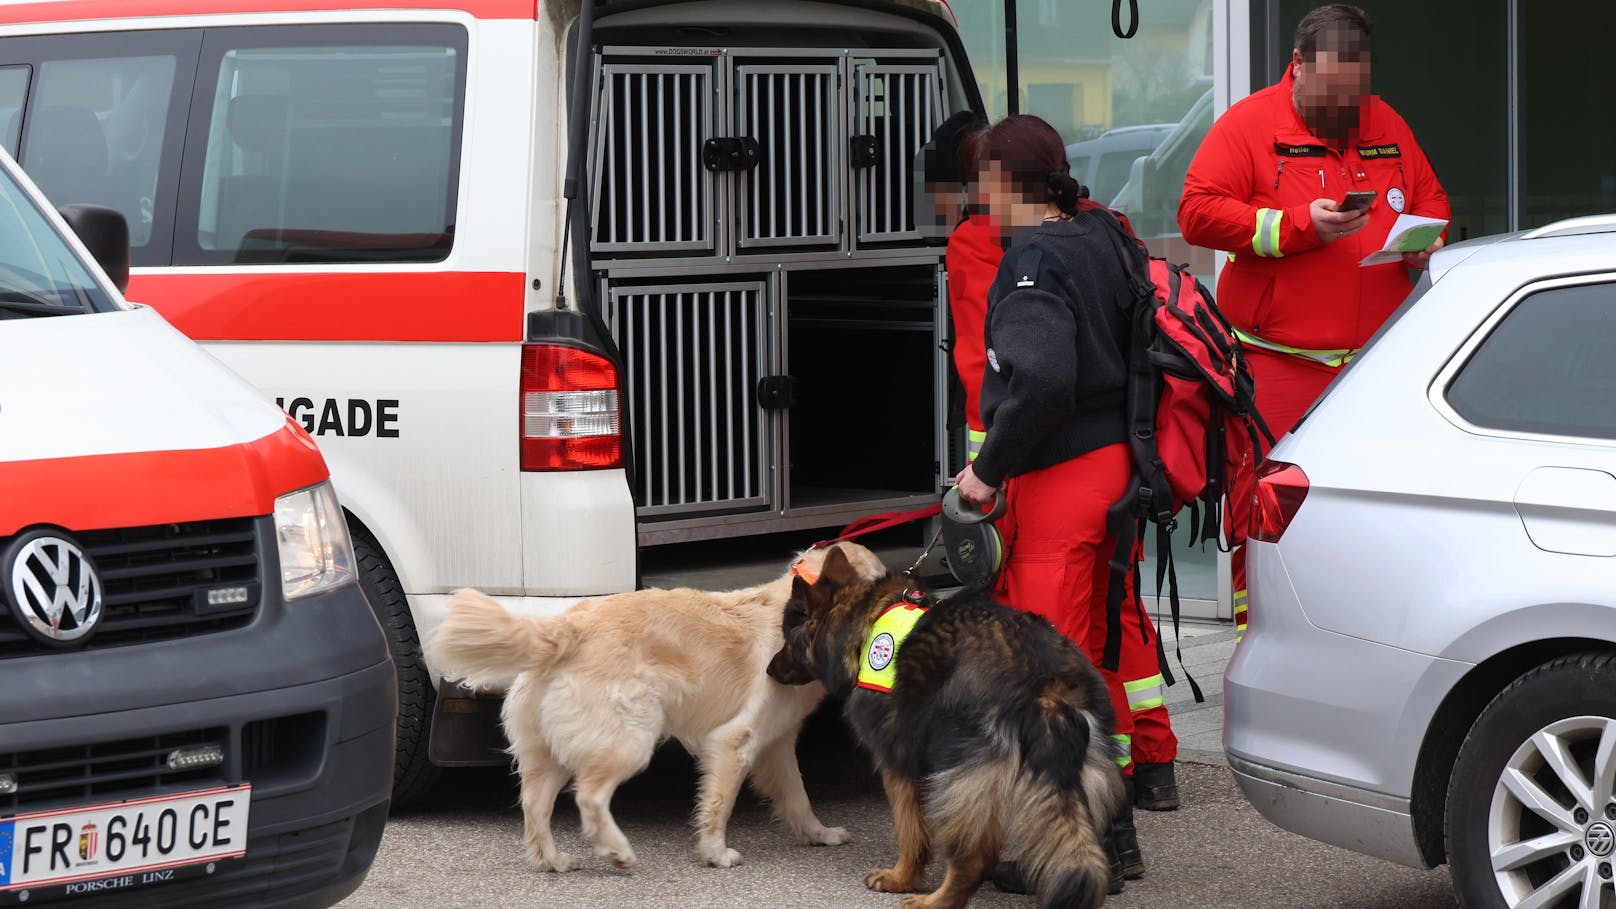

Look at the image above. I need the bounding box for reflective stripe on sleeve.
[966,428,986,463]
[1252,207,1284,258]
[1233,327,1357,368]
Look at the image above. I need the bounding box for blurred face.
[1292,33,1371,140]
[974,160,1049,233]
[920,180,967,233]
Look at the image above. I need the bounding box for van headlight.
[274,481,357,600]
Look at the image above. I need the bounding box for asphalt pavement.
[338,707,1459,909]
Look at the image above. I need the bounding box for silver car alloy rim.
[1490,716,1616,909]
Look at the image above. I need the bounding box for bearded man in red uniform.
[1178,3,1448,639]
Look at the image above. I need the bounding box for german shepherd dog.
[425,542,888,873]
[766,547,1123,909]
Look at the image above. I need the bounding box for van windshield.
[0,163,114,318]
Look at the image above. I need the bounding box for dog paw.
[899,896,937,909]
[533,852,580,873]
[802,825,851,846]
[703,847,744,868]
[864,867,924,893]
[591,842,637,870]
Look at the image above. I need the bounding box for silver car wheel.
[1489,716,1616,909]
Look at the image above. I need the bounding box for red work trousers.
[1230,347,1340,636]
[992,443,1175,772]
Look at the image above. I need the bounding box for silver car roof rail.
[1519,214,1616,240]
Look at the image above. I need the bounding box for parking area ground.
[339,625,1457,909]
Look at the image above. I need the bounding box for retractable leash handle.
[941,485,1007,524]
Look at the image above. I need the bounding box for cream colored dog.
[425,541,887,872]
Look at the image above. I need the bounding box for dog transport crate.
[587,30,962,545]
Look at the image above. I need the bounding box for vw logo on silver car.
[5,531,104,644]
[1587,823,1616,859]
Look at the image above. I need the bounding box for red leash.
[813,504,942,548]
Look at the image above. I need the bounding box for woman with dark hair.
[952,113,1150,894]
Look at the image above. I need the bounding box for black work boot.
[1134,760,1181,811]
[1113,781,1146,880]
[988,860,1032,894]
[1103,829,1127,894]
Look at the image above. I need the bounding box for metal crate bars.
[588,47,946,258]
[606,283,769,516]
[736,63,840,248]
[853,61,945,244]
[590,62,715,254]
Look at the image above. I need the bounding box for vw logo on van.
[5,531,103,645]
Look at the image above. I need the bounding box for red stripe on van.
[126,271,527,342]
[0,0,539,24]
[0,419,330,537]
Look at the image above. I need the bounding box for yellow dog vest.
[856,602,928,693]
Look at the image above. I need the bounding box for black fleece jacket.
[971,214,1133,488]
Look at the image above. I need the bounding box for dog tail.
[1010,701,1124,909]
[425,589,575,689]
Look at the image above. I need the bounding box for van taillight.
[520,344,622,471]
[1251,461,1309,543]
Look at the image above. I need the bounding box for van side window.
[0,67,30,157]
[19,54,177,248]
[1446,282,1616,441]
[178,25,467,265]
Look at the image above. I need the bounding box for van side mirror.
[56,204,130,293]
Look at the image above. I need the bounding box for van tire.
[352,530,442,809]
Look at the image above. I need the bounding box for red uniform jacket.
[947,204,1137,433]
[1178,64,1449,352]
[946,214,1001,434]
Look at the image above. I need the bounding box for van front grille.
[0,518,262,658]
[0,729,226,815]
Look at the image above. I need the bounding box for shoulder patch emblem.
[987,348,1000,373]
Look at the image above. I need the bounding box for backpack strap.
[1102,496,1138,672]
[1152,521,1205,703]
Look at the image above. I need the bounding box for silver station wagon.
[1226,215,1616,909]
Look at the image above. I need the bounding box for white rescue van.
[0,0,983,803]
[0,148,393,907]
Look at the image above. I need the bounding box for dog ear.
[819,545,858,587]
[767,646,818,686]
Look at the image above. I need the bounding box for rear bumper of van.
[0,582,396,909]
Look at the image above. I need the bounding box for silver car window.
[1446,281,1616,441]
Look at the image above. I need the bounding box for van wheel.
[1446,652,1616,909]
[352,530,442,809]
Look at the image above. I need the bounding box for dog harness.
[856,596,928,693]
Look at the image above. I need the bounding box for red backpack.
[1089,210,1274,695]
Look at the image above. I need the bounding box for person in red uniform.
[925,113,1182,826]
[1178,3,1449,639]
[952,114,1152,893]
[925,111,1182,828]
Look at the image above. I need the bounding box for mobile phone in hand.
[1339,190,1376,213]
